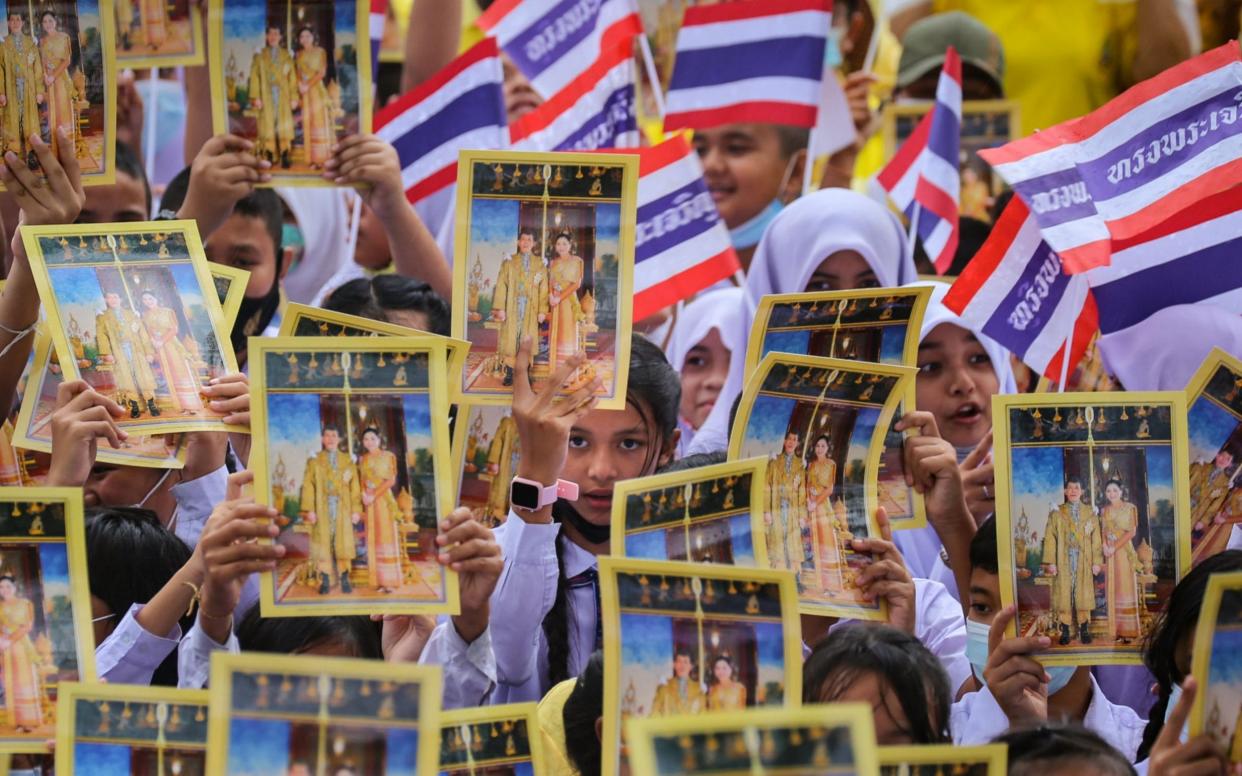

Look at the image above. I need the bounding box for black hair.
[321,424,342,435]
[657,451,727,474]
[518,227,537,239]
[774,125,810,158]
[996,724,1136,776]
[85,506,194,686]
[542,335,681,686]
[322,275,452,336]
[114,141,152,216]
[235,604,383,658]
[0,574,15,585]
[362,426,381,438]
[160,166,284,264]
[1103,478,1124,494]
[811,433,832,456]
[563,650,604,776]
[1064,476,1083,488]
[803,625,951,744]
[39,10,55,23]
[553,231,573,246]
[970,514,998,575]
[1137,549,1242,760]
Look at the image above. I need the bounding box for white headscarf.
[917,281,1019,396]
[686,189,917,454]
[666,287,747,373]
[1098,305,1242,391]
[278,188,352,305]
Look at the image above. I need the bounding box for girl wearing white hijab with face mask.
[687,188,918,456]
[665,287,747,456]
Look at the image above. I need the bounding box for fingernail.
[440,519,452,530]
[209,400,223,408]
[258,160,272,169]
[451,562,462,571]
[435,535,446,546]
[209,377,220,385]
[1038,637,1051,646]
[274,545,286,556]
[438,552,450,564]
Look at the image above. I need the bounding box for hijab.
[686,189,916,454]
[666,287,746,454]
[1098,305,1242,391]
[278,188,352,305]
[918,280,1019,398]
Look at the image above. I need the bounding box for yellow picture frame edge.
[210,263,252,332]
[56,682,210,773]
[877,742,1008,773]
[450,149,640,411]
[1187,570,1242,739]
[880,98,1022,163]
[598,555,804,776]
[438,702,545,773]
[249,335,459,618]
[115,4,207,68]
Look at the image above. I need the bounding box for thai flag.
[1087,185,1242,336]
[876,46,962,273]
[943,197,1098,380]
[509,41,639,152]
[374,38,508,240]
[630,136,741,319]
[663,0,832,132]
[477,0,643,98]
[980,42,1242,274]
[369,0,387,84]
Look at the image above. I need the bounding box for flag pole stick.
[1056,277,1084,392]
[145,68,159,190]
[801,127,818,196]
[637,35,666,118]
[906,201,920,264]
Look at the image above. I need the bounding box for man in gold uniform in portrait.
[249,24,297,169]
[95,291,161,419]
[1042,478,1103,646]
[300,426,362,595]
[0,11,44,163]
[490,228,548,387]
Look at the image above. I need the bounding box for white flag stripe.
[934,75,962,116]
[956,215,1048,326]
[640,156,703,202]
[1035,217,1113,254]
[1091,133,1242,217]
[1025,275,1091,370]
[921,220,953,258]
[675,10,831,50]
[667,76,821,112]
[394,126,505,194]
[373,59,502,139]
[635,226,731,288]
[920,154,961,201]
[885,164,921,211]
[1087,208,1242,282]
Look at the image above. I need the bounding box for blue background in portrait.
[73,742,131,774]
[754,621,785,667]
[1209,627,1242,684]
[384,728,419,776]
[265,392,325,492]
[227,716,291,772]
[623,515,756,564]
[39,543,69,589]
[402,394,434,454]
[1188,397,1240,463]
[221,0,357,40]
[760,325,906,364]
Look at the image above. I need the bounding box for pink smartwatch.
[510,477,579,512]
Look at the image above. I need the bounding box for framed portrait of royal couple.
[55,684,209,774]
[1185,347,1242,565]
[992,392,1192,665]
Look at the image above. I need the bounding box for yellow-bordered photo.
[249,336,459,618]
[992,392,1192,666]
[0,0,118,191]
[279,301,470,404]
[0,487,96,754]
[211,263,251,332]
[729,353,915,620]
[116,0,205,67]
[882,99,1020,225]
[746,287,932,530]
[55,683,209,774]
[625,704,877,775]
[451,149,639,410]
[1184,347,1242,565]
[207,0,373,187]
[439,702,544,775]
[610,457,770,568]
[21,221,242,436]
[599,556,802,776]
[452,404,515,528]
[1188,570,1242,764]
[879,743,1007,775]
[205,651,441,776]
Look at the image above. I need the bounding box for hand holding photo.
[1184,347,1242,565]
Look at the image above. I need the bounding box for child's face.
[915,322,998,450]
[825,671,917,746]
[804,251,879,292]
[694,123,791,230]
[78,170,147,224]
[967,568,1002,626]
[563,402,667,527]
[679,328,730,429]
[204,213,280,298]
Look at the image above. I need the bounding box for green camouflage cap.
[896,11,1005,91]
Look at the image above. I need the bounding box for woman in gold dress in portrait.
[1101,479,1142,643]
[547,232,584,372]
[806,434,843,593]
[706,655,746,711]
[0,575,45,732]
[39,12,75,155]
[140,290,204,414]
[360,427,403,592]
[295,27,333,168]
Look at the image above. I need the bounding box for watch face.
[510,480,543,510]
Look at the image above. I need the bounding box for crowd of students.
[0,0,1238,774]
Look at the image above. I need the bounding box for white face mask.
[131,468,179,533]
[1163,683,1189,743]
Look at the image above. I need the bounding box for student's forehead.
[695,123,775,144]
[208,215,277,256]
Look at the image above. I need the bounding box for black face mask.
[232,285,281,362]
[553,500,611,545]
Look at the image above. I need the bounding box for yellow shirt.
[932,0,1137,135]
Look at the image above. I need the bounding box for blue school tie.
[567,568,603,651]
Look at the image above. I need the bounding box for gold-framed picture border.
[878,742,1008,774]
[438,702,545,774]
[55,682,210,772]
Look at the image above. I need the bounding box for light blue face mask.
[1046,665,1076,696]
[1163,683,1189,743]
[825,26,844,70]
[967,618,1074,695]
[729,198,783,251]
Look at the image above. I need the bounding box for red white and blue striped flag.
[876,46,962,274]
[663,0,832,132]
[943,197,1097,380]
[373,38,508,239]
[980,42,1242,274]
[369,0,387,86]
[629,136,741,319]
[509,41,639,152]
[477,0,643,98]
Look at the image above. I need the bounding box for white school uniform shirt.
[1228,523,1241,551]
[828,577,972,696]
[951,675,1147,761]
[490,515,598,703]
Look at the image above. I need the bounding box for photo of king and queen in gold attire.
[997,398,1189,664]
[211,0,365,182]
[1185,351,1242,564]
[0,0,111,180]
[115,0,201,65]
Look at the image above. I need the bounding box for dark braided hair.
[541,335,680,686]
[997,723,1136,776]
[1137,549,1242,760]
